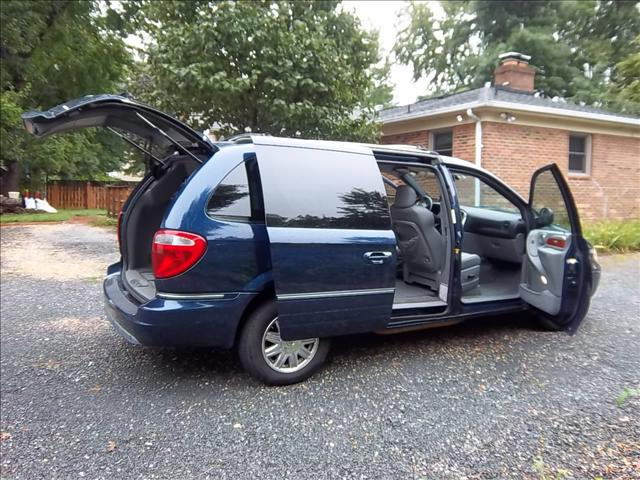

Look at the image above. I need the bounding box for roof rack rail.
[224,132,270,144]
[369,144,444,164]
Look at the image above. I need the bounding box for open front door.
[254,138,396,341]
[520,164,593,333]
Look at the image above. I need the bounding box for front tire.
[238,301,330,385]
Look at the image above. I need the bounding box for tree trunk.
[1,160,20,196]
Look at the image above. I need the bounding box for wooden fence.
[46,181,135,217]
[106,186,134,218]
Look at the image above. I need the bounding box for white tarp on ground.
[23,197,58,213]
[36,198,57,213]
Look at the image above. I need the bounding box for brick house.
[378,52,640,220]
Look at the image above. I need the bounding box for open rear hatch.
[22,94,214,153]
[22,94,218,302]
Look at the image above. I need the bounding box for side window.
[207,162,252,221]
[382,176,398,206]
[568,133,591,175]
[452,170,519,214]
[412,170,443,201]
[531,170,571,232]
[432,130,453,156]
[257,147,390,230]
[382,169,443,206]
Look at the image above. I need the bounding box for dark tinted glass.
[569,135,586,153]
[257,146,391,230]
[207,162,251,220]
[568,153,585,172]
[433,131,453,156]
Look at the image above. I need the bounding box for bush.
[583,220,640,253]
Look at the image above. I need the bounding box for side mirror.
[536,207,554,227]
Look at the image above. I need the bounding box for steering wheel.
[418,195,433,211]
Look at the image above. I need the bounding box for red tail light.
[152,230,207,279]
[546,236,566,249]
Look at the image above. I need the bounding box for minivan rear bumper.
[103,274,254,349]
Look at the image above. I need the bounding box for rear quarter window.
[207,162,259,222]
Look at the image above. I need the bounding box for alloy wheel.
[261,318,319,373]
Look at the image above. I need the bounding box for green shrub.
[583,220,640,253]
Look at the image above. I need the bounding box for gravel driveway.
[1,223,638,479]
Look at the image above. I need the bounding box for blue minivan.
[23,95,600,384]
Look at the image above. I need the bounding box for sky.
[344,1,444,106]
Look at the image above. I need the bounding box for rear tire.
[238,300,330,385]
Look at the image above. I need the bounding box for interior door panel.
[519,229,571,315]
[519,164,592,332]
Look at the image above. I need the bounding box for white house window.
[432,130,453,156]
[568,133,591,175]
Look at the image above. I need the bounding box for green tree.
[367,59,395,109]
[394,1,477,92]
[133,0,385,141]
[609,35,640,113]
[0,0,130,194]
[394,0,640,110]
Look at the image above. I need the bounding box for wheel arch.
[233,282,276,348]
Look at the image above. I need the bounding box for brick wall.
[587,134,640,219]
[381,129,429,147]
[452,123,475,162]
[381,122,640,220]
[480,122,562,195]
[381,125,477,162]
[481,122,640,220]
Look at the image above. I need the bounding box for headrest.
[393,185,417,208]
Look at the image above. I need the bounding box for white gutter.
[466,108,482,207]
[487,100,640,127]
[466,108,482,167]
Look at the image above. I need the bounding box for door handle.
[363,251,392,265]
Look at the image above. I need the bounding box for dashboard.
[459,206,527,263]
[460,206,526,239]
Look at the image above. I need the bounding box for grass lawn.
[0,209,112,226]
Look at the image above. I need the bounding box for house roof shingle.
[377,86,640,123]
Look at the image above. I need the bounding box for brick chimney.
[494,52,535,92]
